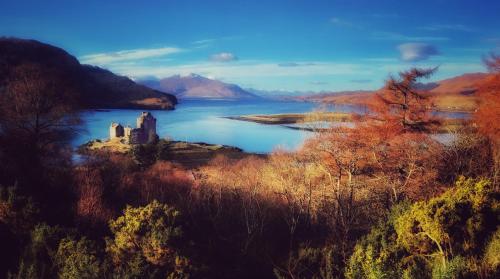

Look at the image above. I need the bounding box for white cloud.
[79,47,183,65]
[330,17,352,26]
[210,52,238,62]
[398,43,440,62]
[109,59,482,80]
[372,31,449,42]
[351,79,372,84]
[192,39,215,45]
[109,60,367,80]
[278,62,316,67]
[310,81,328,85]
[363,57,399,63]
[420,24,474,32]
[485,37,500,46]
[191,39,215,49]
[370,13,401,19]
[85,57,484,92]
[329,17,363,29]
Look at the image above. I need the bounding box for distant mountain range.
[140,74,259,100]
[0,38,177,110]
[244,88,310,99]
[155,70,487,112]
[291,73,490,112]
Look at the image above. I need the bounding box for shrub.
[131,143,158,168]
[346,178,500,279]
[484,228,500,273]
[14,223,68,279]
[345,203,410,279]
[0,186,39,234]
[106,200,190,278]
[54,237,106,279]
[395,178,498,264]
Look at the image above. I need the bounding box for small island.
[80,111,253,167]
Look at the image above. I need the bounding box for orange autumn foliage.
[371,67,441,133]
[120,161,195,206]
[73,166,113,232]
[475,54,500,142]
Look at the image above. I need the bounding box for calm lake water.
[73,99,468,153]
[74,100,361,153]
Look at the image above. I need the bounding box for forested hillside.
[0,38,177,110]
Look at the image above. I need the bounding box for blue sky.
[1,0,499,93]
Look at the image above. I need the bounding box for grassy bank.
[79,138,257,168]
[157,140,255,168]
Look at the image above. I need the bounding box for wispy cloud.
[108,61,368,80]
[79,47,183,65]
[330,17,354,27]
[372,31,449,42]
[398,43,440,62]
[363,57,399,63]
[191,35,244,47]
[278,62,316,67]
[329,17,363,29]
[453,47,491,53]
[351,79,372,84]
[485,37,500,44]
[419,24,474,32]
[310,81,328,85]
[210,52,238,62]
[192,39,215,45]
[191,39,215,49]
[370,13,401,19]
[86,56,484,91]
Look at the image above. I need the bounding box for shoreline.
[226,112,467,133]
[291,98,477,114]
[78,138,262,168]
[224,112,353,125]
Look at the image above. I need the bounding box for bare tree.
[0,63,81,166]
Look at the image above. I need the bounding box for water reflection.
[74,100,466,153]
[75,100,345,153]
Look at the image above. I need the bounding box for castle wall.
[109,123,124,139]
[129,128,145,144]
[124,126,131,137]
[145,117,157,143]
[110,112,157,144]
[137,112,157,144]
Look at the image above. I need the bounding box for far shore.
[224,112,353,125]
[226,112,467,133]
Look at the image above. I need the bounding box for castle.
[109,112,158,144]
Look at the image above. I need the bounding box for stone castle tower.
[137,112,157,143]
[109,112,157,144]
[109,123,124,139]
